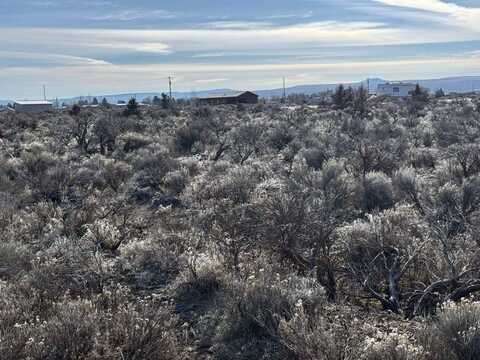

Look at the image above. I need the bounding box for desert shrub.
[0,241,32,279]
[303,147,328,170]
[0,283,37,360]
[130,148,178,190]
[38,163,72,203]
[410,147,436,168]
[0,192,16,231]
[97,302,179,360]
[174,125,201,154]
[339,205,428,313]
[420,300,480,360]
[229,121,265,165]
[163,169,188,195]
[193,164,264,204]
[359,171,394,212]
[392,167,424,212]
[119,132,152,153]
[0,293,180,360]
[94,115,120,154]
[102,159,133,192]
[278,309,352,360]
[76,156,133,192]
[267,122,295,151]
[14,149,72,203]
[224,285,292,346]
[119,236,183,290]
[215,283,293,359]
[175,269,223,316]
[30,299,98,360]
[22,238,107,300]
[83,218,123,251]
[362,334,424,360]
[3,93,480,359]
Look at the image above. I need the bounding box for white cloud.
[264,11,314,20]
[373,0,461,13]
[373,0,480,31]
[3,20,474,62]
[88,9,177,21]
[28,0,115,8]
[3,3,480,98]
[195,78,229,83]
[0,51,110,66]
[201,21,273,30]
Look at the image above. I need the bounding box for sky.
[2,0,480,99]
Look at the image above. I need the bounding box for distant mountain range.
[2,76,480,106]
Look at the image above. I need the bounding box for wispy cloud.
[3,0,480,98]
[28,0,115,8]
[3,20,469,60]
[373,0,463,14]
[373,0,480,31]
[195,78,229,83]
[201,21,273,30]
[192,52,230,58]
[88,9,177,21]
[263,11,314,20]
[4,54,480,99]
[0,51,110,66]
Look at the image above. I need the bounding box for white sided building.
[14,100,53,113]
[377,82,418,97]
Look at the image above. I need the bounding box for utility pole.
[168,76,173,99]
[367,78,370,95]
[43,85,46,101]
[282,77,286,103]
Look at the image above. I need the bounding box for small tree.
[353,85,369,118]
[333,84,354,110]
[124,98,138,116]
[101,98,109,107]
[409,84,429,115]
[70,104,81,116]
[161,93,170,109]
[94,116,119,155]
[435,88,445,98]
[91,97,99,106]
[152,96,161,106]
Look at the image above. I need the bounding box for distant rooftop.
[14,100,53,105]
[198,91,255,99]
[383,82,417,86]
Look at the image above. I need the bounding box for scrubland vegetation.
[1,89,480,359]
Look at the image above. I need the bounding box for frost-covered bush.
[359,171,394,212]
[1,95,480,359]
[420,299,480,360]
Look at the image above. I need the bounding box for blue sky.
[2,0,480,99]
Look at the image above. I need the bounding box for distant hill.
[256,76,480,97]
[57,88,236,105]
[2,76,480,105]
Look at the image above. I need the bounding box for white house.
[377,82,418,97]
[14,100,53,113]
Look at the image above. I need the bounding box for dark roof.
[198,91,257,100]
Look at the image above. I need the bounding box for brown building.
[198,91,259,105]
